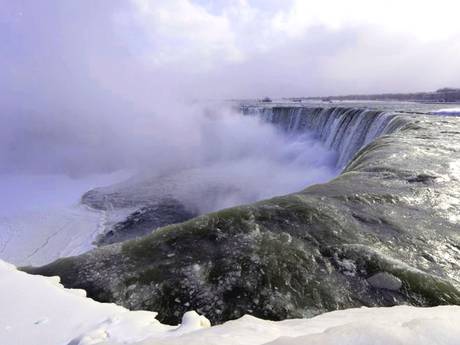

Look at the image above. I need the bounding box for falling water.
[242,106,397,168]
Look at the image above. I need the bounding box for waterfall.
[242,106,397,168]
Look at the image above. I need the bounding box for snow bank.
[0,260,209,345]
[1,259,460,345]
[135,306,460,345]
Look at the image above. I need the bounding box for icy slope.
[1,260,460,345]
[0,204,104,266]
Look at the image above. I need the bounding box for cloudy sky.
[2,0,460,101]
[1,0,460,175]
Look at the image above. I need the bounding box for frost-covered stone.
[367,272,402,291]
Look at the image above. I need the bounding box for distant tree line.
[297,88,460,103]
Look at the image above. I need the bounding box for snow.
[136,307,460,345]
[431,108,460,115]
[0,260,210,345]
[0,172,131,266]
[1,259,460,345]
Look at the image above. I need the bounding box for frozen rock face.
[95,199,197,246]
[24,107,460,325]
[367,272,402,291]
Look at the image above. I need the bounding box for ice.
[0,172,130,266]
[431,108,460,115]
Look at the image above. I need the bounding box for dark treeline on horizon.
[298,88,460,103]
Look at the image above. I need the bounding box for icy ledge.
[1,260,460,345]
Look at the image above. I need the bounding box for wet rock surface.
[95,199,197,246]
[24,107,460,325]
[367,272,402,291]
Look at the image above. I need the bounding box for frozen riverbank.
[0,172,130,266]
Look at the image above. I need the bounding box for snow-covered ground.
[0,260,210,345]
[0,172,131,266]
[1,259,459,345]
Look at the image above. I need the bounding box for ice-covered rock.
[24,107,460,325]
[367,272,402,291]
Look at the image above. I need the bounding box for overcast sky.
[2,0,460,101]
[1,0,460,175]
